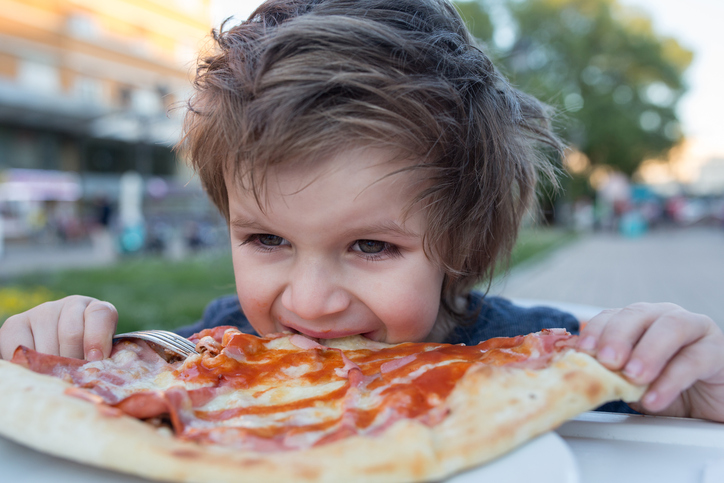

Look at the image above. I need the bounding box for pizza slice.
[0,327,644,482]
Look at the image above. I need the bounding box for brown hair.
[181,0,563,331]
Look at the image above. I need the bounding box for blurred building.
[0,0,211,174]
[0,0,216,245]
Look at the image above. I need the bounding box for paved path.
[492,227,724,329]
[0,241,116,279]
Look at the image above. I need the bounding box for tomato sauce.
[16,327,575,451]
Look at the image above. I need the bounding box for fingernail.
[623,359,644,379]
[86,349,103,362]
[643,391,658,407]
[598,346,617,365]
[579,336,596,351]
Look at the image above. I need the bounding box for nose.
[281,258,351,320]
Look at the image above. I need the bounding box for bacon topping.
[197,336,222,356]
[334,350,361,378]
[380,354,417,374]
[12,327,577,453]
[289,334,324,350]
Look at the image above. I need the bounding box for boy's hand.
[0,296,117,361]
[577,302,724,422]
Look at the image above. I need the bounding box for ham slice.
[289,334,324,350]
[288,334,361,378]
[334,351,361,378]
[380,354,417,374]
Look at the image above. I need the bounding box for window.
[18,61,60,94]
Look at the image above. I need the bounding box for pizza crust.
[0,360,439,482]
[0,348,644,483]
[431,350,645,474]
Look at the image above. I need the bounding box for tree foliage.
[455,0,693,179]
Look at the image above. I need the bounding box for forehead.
[226,147,429,214]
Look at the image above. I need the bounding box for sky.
[209,0,724,163]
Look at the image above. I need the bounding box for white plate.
[0,434,151,483]
[447,432,579,483]
[0,431,578,483]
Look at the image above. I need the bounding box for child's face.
[226,147,445,343]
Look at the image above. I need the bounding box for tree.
[454,1,495,42]
[455,0,693,180]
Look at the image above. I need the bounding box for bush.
[0,286,60,322]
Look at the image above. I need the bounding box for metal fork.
[113,330,200,359]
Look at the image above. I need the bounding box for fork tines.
[144,331,199,356]
[114,330,200,357]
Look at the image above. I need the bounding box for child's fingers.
[593,307,657,370]
[24,301,64,356]
[0,296,117,362]
[579,304,665,370]
[82,300,118,361]
[639,333,724,413]
[622,310,714,385]
[576,308,617,352]
[0,313,34,359]
[57,297,95,359]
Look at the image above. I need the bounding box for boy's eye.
[355,240,386,254]
[257,234,285,246]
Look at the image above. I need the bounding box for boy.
[1,0,724,422]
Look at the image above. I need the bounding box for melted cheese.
[20,328,574,452]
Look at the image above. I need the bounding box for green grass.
[0,228,576,332]
[1,252,236,332]
[507,227,577,270]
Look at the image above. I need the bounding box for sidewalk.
[492,226,724,330]
[0,231,118,280]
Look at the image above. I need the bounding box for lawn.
[506,227,577,270]
[0,252,236,332]
[0,228,576,332]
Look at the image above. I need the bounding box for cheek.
[390,292,440,340]
[231,252,279,334]
[372,266,444,342]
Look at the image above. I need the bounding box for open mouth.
[280,323,375,341]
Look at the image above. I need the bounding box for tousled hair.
[180,0,563,334]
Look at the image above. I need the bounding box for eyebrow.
[339,221,419,240]
[229,216,261,228]
[229,217,419,239]
[229,216,269,232]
